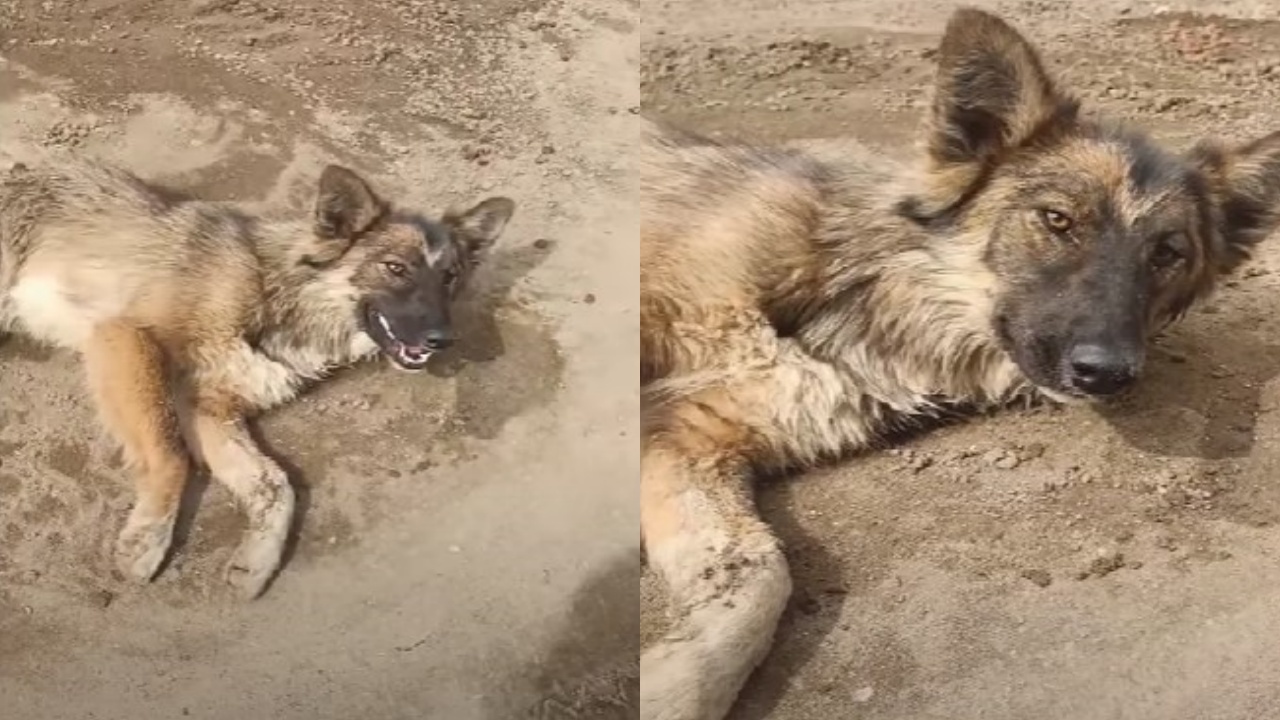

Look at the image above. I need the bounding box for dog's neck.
[248,219,371,367]
[795,200,1034,413]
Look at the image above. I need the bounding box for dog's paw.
[225,480,294,599]
[224,529,286,599]
[115,511,175,582]
[640,640,734,720]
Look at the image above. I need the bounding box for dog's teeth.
[376,312,393,334]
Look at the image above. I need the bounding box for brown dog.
[0,157,514,598]
[641,8,1280,719]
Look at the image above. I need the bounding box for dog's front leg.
[183,393,295,599]
[642,336,876,720]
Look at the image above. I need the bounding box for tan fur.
[85,320,190,580]
[0,155,514,598]
[640,8,1280,720]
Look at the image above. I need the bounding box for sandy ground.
[642,1,1280,719]
[0,1,637,719]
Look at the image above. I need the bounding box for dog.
[639,7,1280,719]
[0,156,515,598]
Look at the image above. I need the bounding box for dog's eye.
[1151,235,1185,269]
[383,261,407,277]
[1038,208,1074,235]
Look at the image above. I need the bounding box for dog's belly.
[7,274,122,349]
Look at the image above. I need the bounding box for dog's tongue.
[399,342,429,359]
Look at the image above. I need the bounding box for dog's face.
[306,165,515,371]
[903,8,1280,399]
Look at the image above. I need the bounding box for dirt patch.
[643,2,1280,719]
[486,549,641,719]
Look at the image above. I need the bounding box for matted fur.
[0,155,515,598]
[640,8,1280,720]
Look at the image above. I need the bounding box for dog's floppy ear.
[1189,131,1280,275]
[905,8,1079,220]
[445,196,516,262]
[306,164,387,266]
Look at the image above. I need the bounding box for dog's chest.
[210,333,379,412]
[259,331,379,379]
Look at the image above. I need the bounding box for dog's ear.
[445,196,515,262]
[1189,131,1280,275]
[306,165,387,266]
[905,8,1079,220]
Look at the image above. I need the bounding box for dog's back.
[0,157,260,351]
[641,121,913,386]
[642,121,829,304]
[642,124,826,383]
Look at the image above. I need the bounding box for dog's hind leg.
[84,320,190,581]
[641,338,871,720]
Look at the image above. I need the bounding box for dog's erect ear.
[315,165,386,239]
[906,8,1079,219]
[445,197,516,261]
[1189,131,1280,275]
[928,9,1077,166]
[306,165,387,266]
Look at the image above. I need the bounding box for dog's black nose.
[423,329,454,351]
[1067,344,1138,396]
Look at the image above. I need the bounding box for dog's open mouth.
[367,308,433,371]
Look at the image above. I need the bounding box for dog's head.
[304,165,515,371]
[902,8,1280,400]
